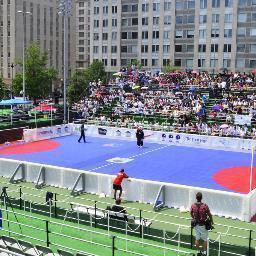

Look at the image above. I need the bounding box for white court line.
[86,145,170,172]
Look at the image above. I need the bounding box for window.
[94,20,99,28]
[102,59,108,66]
[224,14,233,23]
[250,60,256,68]
[153,31,159,39]
[112,32,117,40]
[153,17,159,25]
[199,15,207,24]
[198,59,206,67]
[132,18,138,26]
[79,47,84,52]
[198,44,206,52]
[223,44,231,52]
[163,45,170,53]
[188,1,195,9]
[210,59,218,67]
[122,19,128,27]
[199,29,206,39]
[112,19,117,27]
[176,16,183,24]
[153,3,160,12]
[186,30,194,38]
[152,45,159,53]
[103,6,108,14]
[79,2,84,7]
[141,45,148,53]
[200,0,207,9]
[211,44,218,52]
[102,33,108,40]
[142,31,148,39]
[237,44,246,52]
[212,14,220,23]
[163,59,170,66]
[164,1,171,11]
[141,59,148,66]
[93,33,99,40]
[212,0,220,8]
[132,4,138,12]
[175,30,183,38]
[164,31,170,39]
[174,59,181,66]
[111,46,117,53]
[121,46,127,53]
[186,59,193,67]
[102,46,108,53]
[122,5,129,12]
[238,13,247,22]
[164,16,171,25]
[175,45,182,52]
[187,15,195,24]
[224,29,232,38]
[152,59,158,66]
[187,45,194,52]
[237,28,246,37]
[176,1,183,9]
[111,59,117,66]
[251,28,256,36]
[225,0,233,7]
[93,46,98,54]
[142,3,149,12]
[112,6,117,14]
[94,7,99,15]
[223,59,231,68]
[142,17,148,25]
[103,19,108,27]
[250,44,256,53]
[236,59,245,68]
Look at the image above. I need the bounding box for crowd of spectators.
[71,67,256,139]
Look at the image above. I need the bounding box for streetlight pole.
[10,63,14,98]
[17,10,31,101]
[58,0,72,124]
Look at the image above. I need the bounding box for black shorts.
[113,184,122,190]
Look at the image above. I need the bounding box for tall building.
[0,0,76,83]
[75,0,90,69]
[88,0,256,73]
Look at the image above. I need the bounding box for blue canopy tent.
[0,98,32,125]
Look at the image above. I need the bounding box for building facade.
[0,0,76,83]
[87,0,256,73]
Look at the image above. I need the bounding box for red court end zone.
[213,166,256,194]
[0,140,60,155]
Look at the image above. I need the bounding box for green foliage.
[68,60,106,105]
[0,76,5,99]
[163,64,181,74]
[130,59,142,69]
[13,43,57,100]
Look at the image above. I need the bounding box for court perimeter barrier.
[1,124,256,221]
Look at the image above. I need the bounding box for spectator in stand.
[191,192,213,256]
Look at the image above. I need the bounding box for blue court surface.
[0,135,253,194]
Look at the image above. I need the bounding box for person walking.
[190,192,213,256]
[113,169,129,200]
[136,127,144,148]
[78,123,86,143]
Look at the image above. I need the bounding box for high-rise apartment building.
[75,0,90,69]
[87,0,256,73]
[0,0,76,82]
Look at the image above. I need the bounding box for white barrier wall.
[0,157,254,221]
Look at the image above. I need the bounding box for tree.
[163,62,181,74]
[67,60,106,105]
[13,43,57,102]
[0,76,5,99]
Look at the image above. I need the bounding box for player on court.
[113,169,130,200]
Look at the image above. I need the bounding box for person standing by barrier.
[191,192,213,256]
[136,127,144,148]
[113,169,130,200]
[78,123,86,143]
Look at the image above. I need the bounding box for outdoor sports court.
[0,135,254,194]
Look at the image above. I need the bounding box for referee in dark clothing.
[78,123,86,143]
[136,127,144,148]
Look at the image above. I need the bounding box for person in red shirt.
[113,169,129,200]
